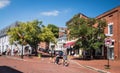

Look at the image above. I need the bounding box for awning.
[64,41,75,48]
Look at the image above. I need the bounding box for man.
[62,43,69,66]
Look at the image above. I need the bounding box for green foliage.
[7,20,56,48]
[47,24,59,38]
[38,27,56,43]
[66,16,107,50]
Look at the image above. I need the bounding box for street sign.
[105,37,112,69]
[105,38,112,46]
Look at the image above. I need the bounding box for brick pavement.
[70,56,120,73]
[1,55,120,73]
[0,55,98,73]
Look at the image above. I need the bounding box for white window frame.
[108,23,113,36]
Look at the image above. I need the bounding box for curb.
[70,60,110,73]
[85,66,110,73]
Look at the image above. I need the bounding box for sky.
[0,0,120,30]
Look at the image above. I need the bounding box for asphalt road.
[0,56,98,73]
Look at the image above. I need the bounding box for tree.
[66,16,107,59]
[47,24,59,38]
[7,20,56,55]
[39,26,56,43]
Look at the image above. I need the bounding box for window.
[108,23,113,36]
[112,42,114,45]
[109,25,113,34]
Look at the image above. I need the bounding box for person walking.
[55,54,60,64]
[62,43,69,66]
[62,50,69,66]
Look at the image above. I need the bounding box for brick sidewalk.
[1,55,99,73]
[70,56,120,73]
[4,55,120,73]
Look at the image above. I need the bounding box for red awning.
[64,41,75,47]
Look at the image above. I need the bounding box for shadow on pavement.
[42,54,51,58]
[71,56,106,61]
[0,66,23,73]
[71,57,92,61]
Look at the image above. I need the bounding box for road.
[0,56,98,73]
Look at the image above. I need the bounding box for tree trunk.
[31,44,38,56]
[34,44,38,56]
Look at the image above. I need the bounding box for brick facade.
[59,27,67,38]
[97,6,120,60]
[67,6,120,60]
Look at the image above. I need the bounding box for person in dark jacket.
[55,54,60,64]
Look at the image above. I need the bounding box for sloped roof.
[0,22,19,37]
[66,13,88,25]
[96,5,120,19]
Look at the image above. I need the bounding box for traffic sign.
[105,38,112,46]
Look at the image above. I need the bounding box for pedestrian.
[6,47,11,56]
[62,43,69,66]
[55,54,60,64]
[82,50,86,60]
[62,50,69,66]
[13,46,19,56]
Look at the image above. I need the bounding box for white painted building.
[49,27,67,51]
[0,22,32,55]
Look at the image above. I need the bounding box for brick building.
[67,6,120,60]
[97,6,120,60]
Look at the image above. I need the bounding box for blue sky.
[0,0,120,30]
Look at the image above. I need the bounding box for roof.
[96,5,120,19]
[0,22,19,37]
[66,13,88,25]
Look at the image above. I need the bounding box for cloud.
[63,8,71,13]
[0,0,10,9]
[40,10,60,16]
